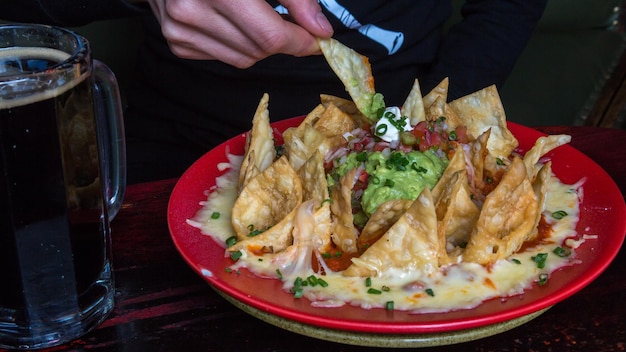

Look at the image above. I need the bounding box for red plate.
[167,117,626,334]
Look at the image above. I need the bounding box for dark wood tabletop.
[7,126,625,352]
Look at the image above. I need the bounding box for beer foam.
[0,47,87,109]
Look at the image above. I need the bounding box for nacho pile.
[196,38,581,311]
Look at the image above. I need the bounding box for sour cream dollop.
[374,106,413,142]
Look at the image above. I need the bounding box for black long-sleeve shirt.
[1,0,547,181]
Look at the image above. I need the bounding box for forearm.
[0,0,150,27]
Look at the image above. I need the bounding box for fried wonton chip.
[431,146,467,202]
[317,38,383,121]
[343,188,440,277]
[330,167,360,254]
[401,79,426,126]
[320,94,370,127]
[523,134,571,181]
[238,93,276,189]
[314,102,358,137]
[425,96,464,131]
[358,199,412,250]
[298,103,327,129]
[468,129,492,195]
[423,77,449,110]
[434,170,480,265]
[449,85,518,158]
[528,162,552,241]
[462,157,539,265]
[297,151,332,251]
[282,123,331,171]
[268,200,319,275]
[231,156,302,250]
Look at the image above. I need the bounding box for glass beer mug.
[0,24,125,349]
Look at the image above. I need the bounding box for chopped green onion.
[425,288,435,297]
[365,277,372,287]
[531,253,548,269]
[230,250,242,261]
[538,273,549,286]
[412,165,427,173]
[307,275,319,286]
[375,124,388,136]
[276,269,283,280]
[367,288,382,295]
[385,301,395,310]
[510,258,521,264]
[381,285,390,292]
[293,288,304,298]
[553,246,572,258]
[210,211,220,219]
[317,278,329,287]
[386,152,409,171]
[225,236,237,247]
[448,130,457,141]
[224,267,233,273]
[496,158,505,166]
[551,210,568,220]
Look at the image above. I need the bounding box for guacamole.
[328,149,448,224]
[359,92,386,122]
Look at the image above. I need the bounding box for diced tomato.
[429,131,442,148]
[373,143,388,152]
[353,171,369,192]
[454,126,469,144]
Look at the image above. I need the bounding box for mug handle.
[93,60,126,220]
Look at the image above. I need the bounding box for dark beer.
[0,47,112,326]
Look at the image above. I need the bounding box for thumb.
[279,0,333,38]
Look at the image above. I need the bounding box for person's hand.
[145,0,334,68]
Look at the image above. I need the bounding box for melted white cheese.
[190,154,585,312]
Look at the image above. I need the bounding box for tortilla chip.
[343,188,440,277]
[231,156,302,244]
[238,93,276,189]
[449,85,518,158]
[317,38,381,121]
[462,157,538,265]
[330,167,360,254]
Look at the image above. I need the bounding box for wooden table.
[5,126,625,351]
